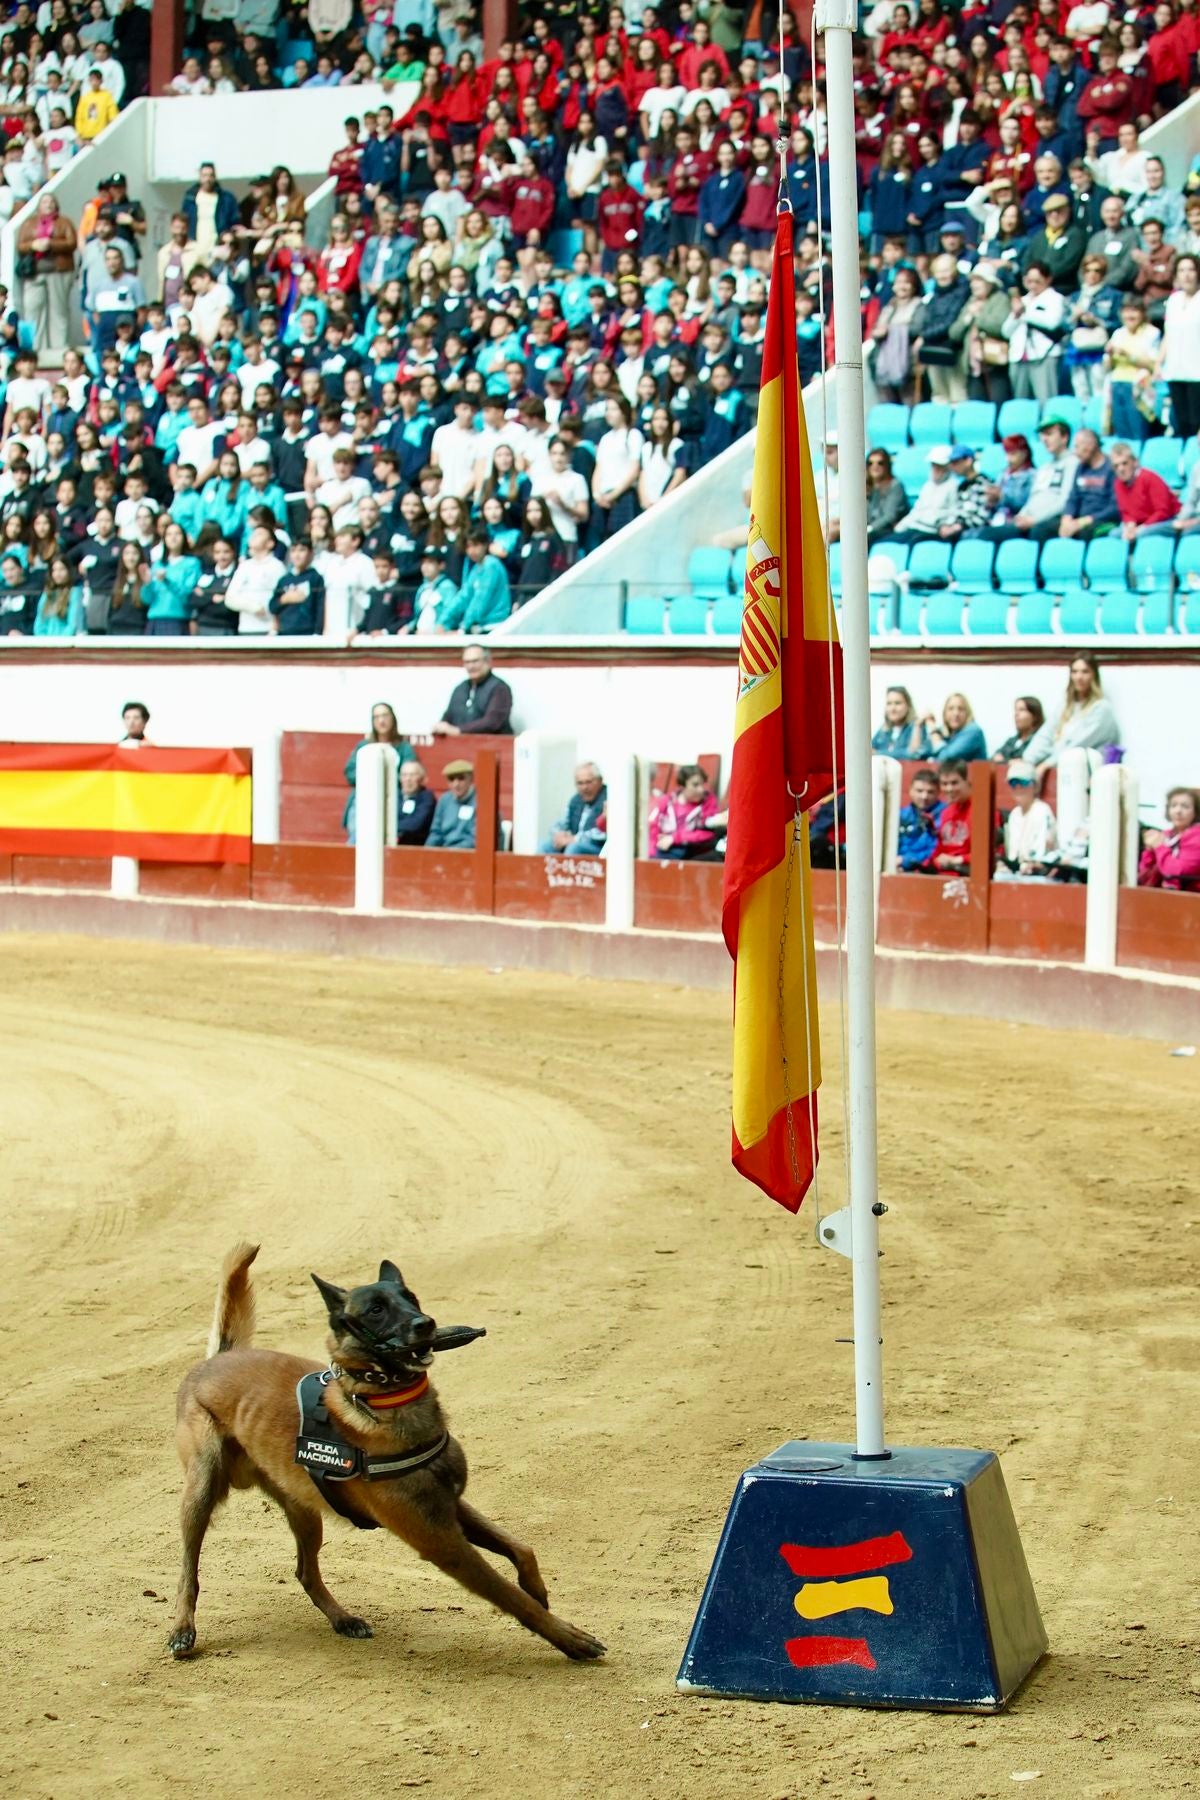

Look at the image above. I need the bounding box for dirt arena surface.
[1,935,1197,1800]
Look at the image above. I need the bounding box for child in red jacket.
[926,759,972,873]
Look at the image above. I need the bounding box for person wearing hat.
[1020,191,1087,294]
[891,444,961,542]
[913,251,970,402]
[951,262,1013,403]
[941,446,993,539]
[980,414,1079,541]
[1001,760,1059,876]
[425,760,478,851]
[102,171,145,260]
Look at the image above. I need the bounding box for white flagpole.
[814,0,888,1459]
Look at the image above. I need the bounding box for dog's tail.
[207,1242,260,1358]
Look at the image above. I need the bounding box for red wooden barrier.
[279,731,515,843]
[495,853,606,924]
[1117,886,1200,977]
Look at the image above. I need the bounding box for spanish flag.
[0,744,253,864]
[723,210,843,1212]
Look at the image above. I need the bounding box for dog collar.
[329,1363,430,1408]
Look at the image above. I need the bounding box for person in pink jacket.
[1138,787,1200,892]
[649,764,720,859]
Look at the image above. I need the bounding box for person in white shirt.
[224,523,286,633]
[303,407,354,496]
[421,166,470,237]
[188,265,234,347]
[40,105,77,174]
[1002,261,1067,402]
[228,412,273,475]
[174,395,225,485]
[531,437,590,548]
[1086,120,1148,196]
[316,446,372,528]
[319,526,376,638]
[518,408,555,485]
[88,43,125,105]
[431,398,482,498]
[2,354,51,429]
[892,444,960,539]
[1001,760,1058,873]
[235,340,281,406]
[640,72,686,138]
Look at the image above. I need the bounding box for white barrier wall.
[0,649,1190,819]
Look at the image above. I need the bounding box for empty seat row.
[625,589,1200,636]
[866,396,1200,460]
[851,533,1200,596]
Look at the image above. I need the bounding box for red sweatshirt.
[597,183,644,250]
[668,148,714,215]
[1115,468,1180,528]
[510,174,555,238]
[930,800,971,870]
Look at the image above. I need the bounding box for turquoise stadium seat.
[897,588,923,633]
[668,594,710,633]
[1059,586,1097,633]
[1130,536,1175,591]
[1083,537,1129,590]
[949,539,994,592]
[997,399,1039,440]
[977,443,1006,480]
[996,539,1038,592]
[908,402,944,445]
[1038,538,1085,589]
[1044,396,1082,433]
[967,591,1009,634]
[866,403,910,452]
[871,539,910,570]
[686,546,733,597]
[895,446,929,500]
[1015,591,1055,633]
[625,595,666,633]
[1098,590,1141,633]
[950,401,998,449]
[1182,590,1200,632]
[548,227,584,265]
[908,539,952,586]
[730,544,748,592]
[1182,438,1200,479]
[1141,439,1184,489]
[828,540,843,595]
[925,592,964,634]
[1175,536,1200,582]
[1142,590,1173,633]
[1082,393,1106,434]
[711,595,742,635]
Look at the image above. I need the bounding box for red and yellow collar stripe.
[354,1372,430,1409]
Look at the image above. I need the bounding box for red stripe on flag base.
[0,828,251,864]
[731,1094,816,1215]
[779,1532,914,1578]
[785,1636,877,1672]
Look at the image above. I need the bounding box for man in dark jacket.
[432,644,513,736]
[1020,193,1088,293]
[181,163,239,243]
[1059,429,1119,540]
[396,758,436,846]
[539,762,607,855]
[426,760,477,849]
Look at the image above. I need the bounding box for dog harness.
[294,1369,448,1529]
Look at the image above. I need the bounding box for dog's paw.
[332,1614,373,1639]
[555,1622,607,1662]
[167,1627,196,1659]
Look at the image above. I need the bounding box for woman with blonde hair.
[921,690,987,761]
[872,685,931,759]
[1026,652,1120,768]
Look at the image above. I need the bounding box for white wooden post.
[871,754,902,937]
[1118,766,1140,887]
[252,730,282,844]
[1056,747,1091,852]
[513,730,578,854]
[110,856,139,897]
[603,751,637,933]
[354,744,391,913]
[1084,762,1122,970]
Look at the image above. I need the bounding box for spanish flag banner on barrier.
[0,744,253,864]
[722,210,844,1212]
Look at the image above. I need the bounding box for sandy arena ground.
[1,935,1197,1800]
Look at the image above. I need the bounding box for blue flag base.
[677,1442,1046,1711]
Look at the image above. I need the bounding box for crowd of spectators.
[2,1,1200,640]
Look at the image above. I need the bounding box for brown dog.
[168,1244,605,1662]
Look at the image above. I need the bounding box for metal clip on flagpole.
[677,0,1047,1713]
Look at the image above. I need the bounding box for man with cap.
[936,221,974,279]
[1020,192,1087,293]
[941,447,993,540]
[891,444,961,542]
[425,761,478,850]
[980,413,1079,541]
[101,172,145,259]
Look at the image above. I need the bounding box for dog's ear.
[311,1273,349,1318]
[378,1259,405,1287]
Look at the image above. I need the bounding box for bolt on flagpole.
[814,0,887,1459]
